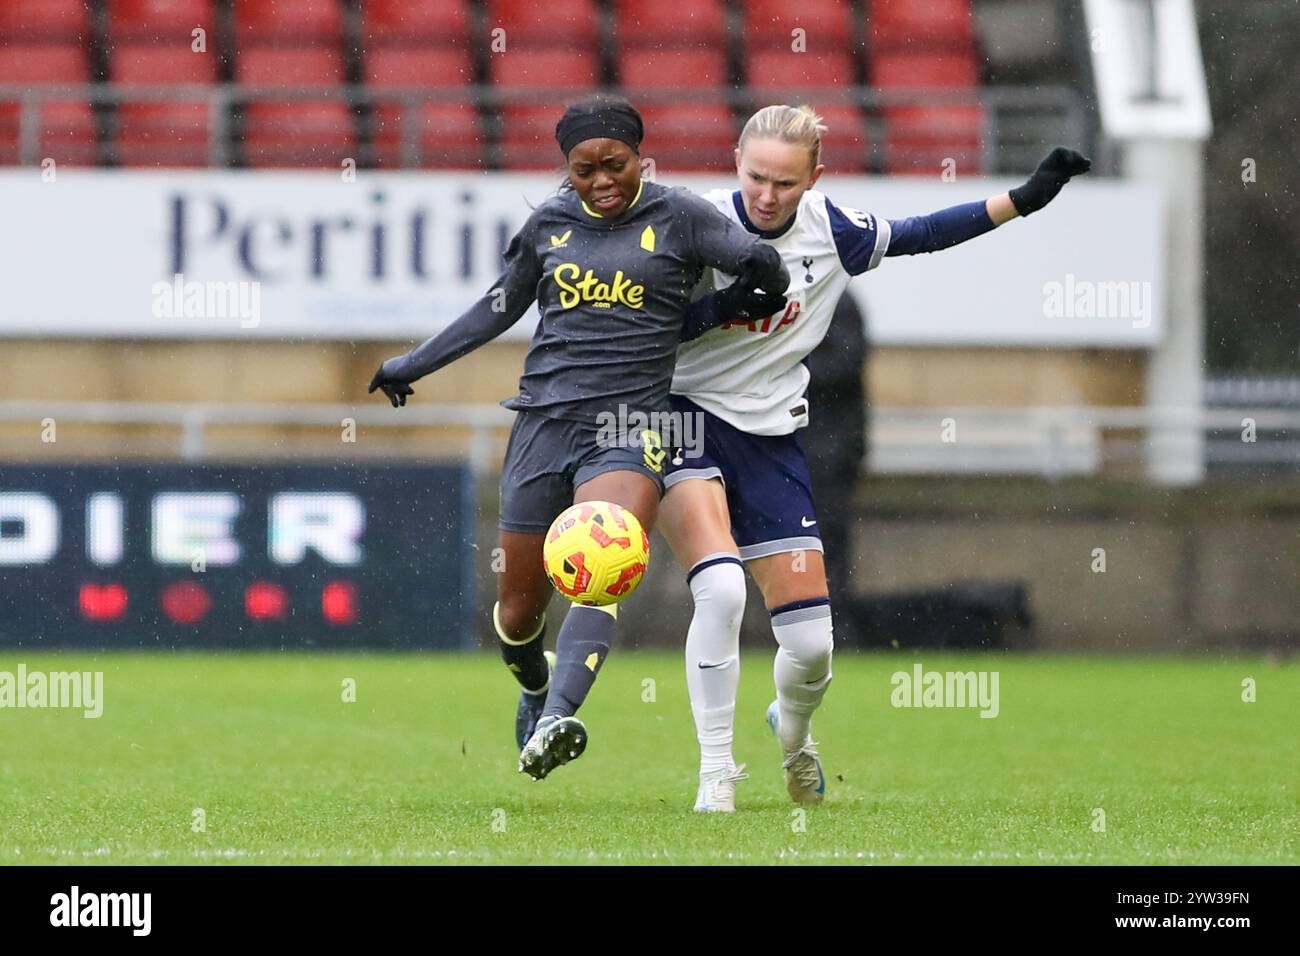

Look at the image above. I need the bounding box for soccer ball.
[542,501,650,606]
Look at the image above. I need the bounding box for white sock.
[771,599,834,758]
[684,554,746,776]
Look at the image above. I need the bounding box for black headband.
[556,107,643,157]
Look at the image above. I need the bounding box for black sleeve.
[390,215,544,382]
[680,292,723,342]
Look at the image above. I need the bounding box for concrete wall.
[3,339,1146,407]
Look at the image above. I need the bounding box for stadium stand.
[0,0,1061,174]
[872,49,984,173]
[613,0,727,49]
[744,0,855,51]
[233,0,344,47]
[0,0,92,43]
[362,0,473,48]
[491,48,598,170]
[486,0,600,48]
[108,0,216,42]
[234,28,352,168]
[620,48,733,172]
[0,45,96,166]
[112,46,217,167]
[366,47,481,168]
[869,0,985,172]
[870,0,977,51]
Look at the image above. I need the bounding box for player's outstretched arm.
[886,146,1091,256]
[368,225,542,408]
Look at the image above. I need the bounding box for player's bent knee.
[495,594,549,641]
[686,553,746,622]
[770,598,835,664]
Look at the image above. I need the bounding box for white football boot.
[693,764,749,813]
[765,700,826,805]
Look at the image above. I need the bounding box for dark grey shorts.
[498,411,668,534]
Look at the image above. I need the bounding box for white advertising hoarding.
[0,170,1164,347]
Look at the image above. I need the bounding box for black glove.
[368,356,416,408]
[714,284,788,322]
[1009,146,1092,217]
[734,243,790,295]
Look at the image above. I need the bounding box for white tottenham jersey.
[671,187,891,435]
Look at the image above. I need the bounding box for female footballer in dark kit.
[368,95,788,780]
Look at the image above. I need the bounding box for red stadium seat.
[873,51,982,175]
[0,0,91,42]
[365,48,473,87]
[0,101,97,165]
[363,0,470,47]
[0,45,95,165]
[234,0,343,46]
[0,44,90,83]
[236,44,349,168]
[490,49,597,88]
[638,103,736,173]
[497,106,568,169]
[816,104,871,172]
[493,51,597,168]
[111,46,215,168]
[747,50,855,91]
[745,0,855,51]
[243,101,354,167]
[872,50,979,89]
[117,102,211,166]
[620,49,725,92]
[881,105,983,175]
[108,0,215,43]
[870,0,975,51]
[111,45,217,84]
[366,48,480,168]
[237,47,344,84]
[614,0,725,50]
[486,0,599,48]
[372,101,483,169]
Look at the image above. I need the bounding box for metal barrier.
[0,83,1089,173]
[3,400,1295,477]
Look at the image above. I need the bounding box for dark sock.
[542,605,616,719]
[497,612,549,693]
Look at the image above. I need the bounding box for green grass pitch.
[0,652,1295,865]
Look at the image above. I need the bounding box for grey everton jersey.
[398,180,773,422]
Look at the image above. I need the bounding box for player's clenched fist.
[715,284,788,322]
[368,356,416,408]
[1009,146,1092,217]
[734,243,790,296]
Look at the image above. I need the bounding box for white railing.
[0,83,1089,173]
[2,400,1296,477]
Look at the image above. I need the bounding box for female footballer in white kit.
[662,105,1091,811]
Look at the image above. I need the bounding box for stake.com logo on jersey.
[552,262,646,310]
